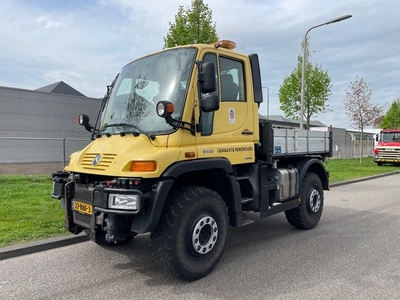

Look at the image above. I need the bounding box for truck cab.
[374,129,400,165]
[52,40,331,281]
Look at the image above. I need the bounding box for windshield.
[381,132,400,141]
[99,47,197,135]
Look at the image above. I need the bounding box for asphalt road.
[1,174,399,300]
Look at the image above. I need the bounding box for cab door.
[195,51,256,165]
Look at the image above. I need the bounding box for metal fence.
[1,135,376,176]
[331,139,375,159]
[0,137,90,175]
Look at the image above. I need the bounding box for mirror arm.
[84,124,95,133]
[165,116,195,134]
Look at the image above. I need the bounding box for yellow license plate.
[73,201,93,215]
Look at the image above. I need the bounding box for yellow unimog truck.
[52,40,332,281]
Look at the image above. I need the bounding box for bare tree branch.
[343,76,384,163]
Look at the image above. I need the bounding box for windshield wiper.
[104,123,155,140]
[104,122,138,129]
[96,132,111,138]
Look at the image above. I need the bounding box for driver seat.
[221,74,239,100]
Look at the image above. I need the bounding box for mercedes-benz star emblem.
[92,154,102,166]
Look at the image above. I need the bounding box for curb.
[329,170,399,187]
[0,233,89,261]
[1,171,399,260]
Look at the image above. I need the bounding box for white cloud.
[0,0,399,129]
[36,16,64,29]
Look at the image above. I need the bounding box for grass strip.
[0,157,398,247]
[0,175,66,247]
[325,157,399,183]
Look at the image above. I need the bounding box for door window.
[219,57,245,102]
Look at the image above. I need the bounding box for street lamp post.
[299,14,352,129]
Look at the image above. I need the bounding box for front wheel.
[150,186,229,281]
[285,172,323,229]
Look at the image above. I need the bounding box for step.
[241,197,253,204]
[242,219,255,226]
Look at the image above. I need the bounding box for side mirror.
[198,61,216,94]
[375,134,379,142]
[78,114,89,126]
[77,114,93,132]
[200,94,219,112]
[156,101,190,132]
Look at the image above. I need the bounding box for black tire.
[285,172,323,229]
[377,162,383,166]
[150,186,229,281]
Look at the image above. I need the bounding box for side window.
[200,53,218,136]
[219,57,245,102]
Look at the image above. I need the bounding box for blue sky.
[1,0,399,129]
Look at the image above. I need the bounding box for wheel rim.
[191,215,218,255]
[308,189,321,213]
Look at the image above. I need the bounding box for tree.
[343,76,384,164]
[380,98,400,128]
[164,0,218,48]
[279,38,332,129]
[373,115,384,128]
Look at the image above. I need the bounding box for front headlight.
[108,194,141,210]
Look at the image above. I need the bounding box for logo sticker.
[229,108,235,124]
[274,146,282,154]
[92,154,102,166]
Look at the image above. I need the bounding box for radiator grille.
[81,153,117,171]
[378,148,400,159]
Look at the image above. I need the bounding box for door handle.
[241,130,253,135]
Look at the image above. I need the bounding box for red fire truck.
[373,129,400,166]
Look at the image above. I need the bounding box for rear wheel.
[150,186,229,281]
[285,172,323,229]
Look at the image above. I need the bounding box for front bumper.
[374,156,400,163]
[51,171,174,242]
[51,171,143,242]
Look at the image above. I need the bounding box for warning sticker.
[229,108,235,124]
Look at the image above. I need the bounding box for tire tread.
[150,186,227,280]
[285,172,323,230]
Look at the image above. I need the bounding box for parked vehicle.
[52,40,332,280]
[373,129,400,166]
